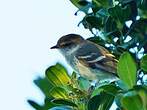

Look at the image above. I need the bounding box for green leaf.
[129,19,147,38]
[52,99,78,107]
[129,19,147,40]
[141,55,147,72]
[117,52,137,89]
[133,85,147,110]
[104,16,122,39]
[98,84,121,95]
[119,0,137,21]
[82,16,103,29]
[27,100,42,110]
[121,91,144,110]
[34,77,53,97]
[69,88,86,98]
[88,92,114,110]
[138,0,147,10]
[96,92,114,110]
[128,19,147,52]
[88,95,101,110]
[78,0,89,6]
[104,17,118,34]
[49,87,68,99]
[116,80,129,90]
[45,63,71,87]
[78,77,91,91]
[43,98,57,110]
[92,0,113,8]
[69,72,78,88]
[115,93,124,109]
[91,87,103,97]
[70,0,91,13]
[96,8,109,17]
[108,5,132,29]
[71,72,77,80]
[87,37,105,46]
[119,0,134,4]
[70,0,83,8]
[139,9,147,19]
[138,0,147,18]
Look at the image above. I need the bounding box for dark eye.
[62,43,72,47]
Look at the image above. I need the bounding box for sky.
[1,0,146,110]
[0,0,120,110]
[0,0,92,110]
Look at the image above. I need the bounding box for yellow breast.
[76,60,96,80]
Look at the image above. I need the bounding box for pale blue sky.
[1,1,146,110]
[0,0,119,110]
[0,0,92,110]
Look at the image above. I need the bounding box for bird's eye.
[62,43,72,47]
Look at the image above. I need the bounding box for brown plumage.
[51,34,119,82]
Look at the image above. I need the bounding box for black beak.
[50,45,59,49]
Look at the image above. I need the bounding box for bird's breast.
[75,58,97,80]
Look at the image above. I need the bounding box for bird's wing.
[75,41,118,76]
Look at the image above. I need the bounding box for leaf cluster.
[28,0,147,110]
[28,57,147,110]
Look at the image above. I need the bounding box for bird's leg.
[85,84,95,104]
[87,79,98,97]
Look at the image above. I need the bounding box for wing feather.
[75,41,118,76]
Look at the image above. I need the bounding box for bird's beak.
[50,45,59,49]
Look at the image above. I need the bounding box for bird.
[51,34,119,84]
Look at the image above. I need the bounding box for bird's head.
[51,34,85,54]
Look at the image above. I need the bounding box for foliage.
[28,0,147,110]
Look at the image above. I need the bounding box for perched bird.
[51,34,119,84]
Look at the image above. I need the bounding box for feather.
[75,41,118,76]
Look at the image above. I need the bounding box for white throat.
[67,45,80,55]
[59,45,80,56]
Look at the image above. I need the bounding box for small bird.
[51,34,119,84]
